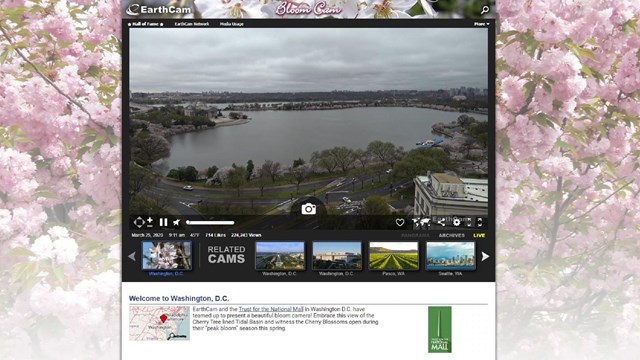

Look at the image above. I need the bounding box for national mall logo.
[125,3,192,16]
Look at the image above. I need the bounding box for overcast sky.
[130,27,488,93]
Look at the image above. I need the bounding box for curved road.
[145,174,413,217]
[158,177,336,196]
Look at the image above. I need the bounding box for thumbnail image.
[369,242,419,271]
[312,242,362,271]
[255,242,305,271]
[142,241,192,271]
[426,242,476,271]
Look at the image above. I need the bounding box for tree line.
[134,109,213,129]
[166,140,458,197]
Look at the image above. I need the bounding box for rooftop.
[415,174,488,203]
[432,173,464,184]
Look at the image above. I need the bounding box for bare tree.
[367,140,398,167]
[226,166,247,197]
[311,150,338,174]
[255,168,268,197]
[129,163,157,197]
[260,160,281,183]
[352,166,371,190]
[353,149,372,169]
[329,146,356,174]
[288,164,311,194]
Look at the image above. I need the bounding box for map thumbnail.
[129,306,190,341]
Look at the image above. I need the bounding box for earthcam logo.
[125,3,140,16]
[125,3,192,16]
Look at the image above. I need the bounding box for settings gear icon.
[452,217,462,227]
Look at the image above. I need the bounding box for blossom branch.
[545,176,564,260]
[561,179,635,224]
[0,24,95,124]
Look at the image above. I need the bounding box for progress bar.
[185,220,235,226]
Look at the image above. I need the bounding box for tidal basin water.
[160,107,488,171]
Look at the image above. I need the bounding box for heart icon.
[395,218,405,227]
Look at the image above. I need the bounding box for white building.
[315,252,359,263]
[414,172,488,216]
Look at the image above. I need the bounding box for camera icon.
[301,203,317,215]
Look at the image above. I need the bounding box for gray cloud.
[129,27,488,92]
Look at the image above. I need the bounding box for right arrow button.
[481,252,490,262]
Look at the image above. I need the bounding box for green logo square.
[428,306,452,353]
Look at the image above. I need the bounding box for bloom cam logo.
[125,3,192,16]
[126,3,141,16]
[275,1,342,16]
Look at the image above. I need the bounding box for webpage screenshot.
[122,17,495,359]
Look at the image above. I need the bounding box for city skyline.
[427,242,475,259]
[256,242,304,253]
[132,86,488,94]
[130,28,488,93]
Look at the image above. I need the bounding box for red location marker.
[160,314,168,324]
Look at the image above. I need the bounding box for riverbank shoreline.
[224,103,489,116]
[214,117,250,127]
[134,116,250,139]
[133,101,488,116]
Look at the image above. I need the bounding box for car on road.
[182,185,194,191]
[342,197,352,204]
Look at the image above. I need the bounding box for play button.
[481,252,490,262]
[128,251,136,262]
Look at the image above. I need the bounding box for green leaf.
[564,39,597,62]
[52,266,65,284]
[622,19,637,35]
[19,275,43,294]
[496,31,520,44]
[105,126,118,145]
[85,65,101,78]
[522,33,538,57]
[579,47,597,61]
[555,140,577,156]
[0,47,11,64]
[533,164,544,179]
[534,113,557,128]
[496,58,510,73]
[407,1,425,16]
[499,136,511,157]
[581,65,594,78]
[7,247,35,257]
[523,81,536,99]
[34,185,57,199]
[90,138,104,152]
[12,261,38,283]
[77,146,90,158]
[80,135,96,147]
[108,209,122,226]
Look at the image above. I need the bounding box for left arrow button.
[128,251,136,261]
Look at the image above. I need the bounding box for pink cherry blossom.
[497,1,640,358]
[0,1,122,358]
